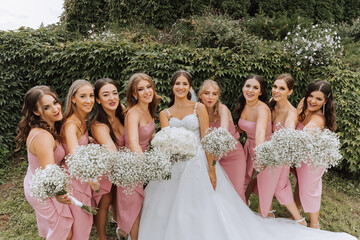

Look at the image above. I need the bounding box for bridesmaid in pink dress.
[15,86,73,240]
[269,74,306,225]
[295,80,336,229]
[235,74,275,218]
[198,80,247,202]
[116,73,161,240]
[61,79,99,239]
[91,78,126,239]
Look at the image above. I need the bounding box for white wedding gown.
[138,110,356,240]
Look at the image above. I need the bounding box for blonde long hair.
[62,79,93,124]
[198,79,221,122]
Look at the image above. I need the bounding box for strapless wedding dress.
[138,112,356,240]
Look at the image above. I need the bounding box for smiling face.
[173,75,190,99]
[199,85,219,108]
[36,94,63,123]
[134,79,154,104]
[72,85,94,114]
[307,90,326,112]
[272,79,292,102]
[242,78,262,101]
[97,83,119,112]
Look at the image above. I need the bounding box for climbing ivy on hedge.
[1,28,359,176]
[61,0,360,33]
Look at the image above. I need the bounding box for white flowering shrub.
[283,24,342,66]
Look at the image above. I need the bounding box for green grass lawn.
[0,155,359,239]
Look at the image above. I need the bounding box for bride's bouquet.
[142,147,172,183]
[201,127,237,165]
[65,144,112,191]
[303,127,342,170]
[107,148,144,194]
[151,127,198,162]
[30,164,98,215]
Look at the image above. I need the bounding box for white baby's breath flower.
[201,127,237,165]
[65,144,112,183]
[143,147,172,183]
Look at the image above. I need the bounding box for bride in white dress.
[138,70,356,240]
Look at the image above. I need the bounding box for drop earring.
[135,97,138,101]
[322,104,325,115]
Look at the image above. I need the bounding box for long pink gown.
[209,120,246,202]
[62,121,93,240]
[24,131,73,240]
[238,113,279,218]
[295,122,325,213]
[92,134,125,206]
[116,120,155,234]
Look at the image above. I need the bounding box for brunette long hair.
[125,73,161,119]
[299,80,336,131]
[269,73,295,111]
[93,78,124,144]
[198,79,221,122]
[168,70,193,107]
[234,74,268,124]
[15,86,62,151]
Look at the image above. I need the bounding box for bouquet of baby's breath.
[30,164,98,215]
[270,126,311,168]
[151,127,198,162]
[303,127,342,170]
[107,148,144,194]
[65,144,112,190]
[201,127,237,165]
[253,141,278,170]
[142,147,172,183]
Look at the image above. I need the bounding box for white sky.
[0,0,64,30]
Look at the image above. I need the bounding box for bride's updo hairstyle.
[198,79,221,122]
[15,86,62,151]
[168,70,193,107]
[234,73,268,125]
[299,80,336,131]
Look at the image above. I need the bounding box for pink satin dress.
[62,121,93,240]
[271,123,295,206]
[92,134,125,206]
[209,120,246,203]
[238,113,275,218]
[116,120,155,234]
[24,131,73,240]
[295,122,325,213]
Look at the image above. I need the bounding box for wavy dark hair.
[93,78,124,144]
[15,86,62,151]
[125,73,161,119]
[269,73,295,111]
[234,74,268,125]
[168,70,192,107]
[299,80,336,131]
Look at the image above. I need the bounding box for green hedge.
[1,28,359,176]
[61,0,360,33]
